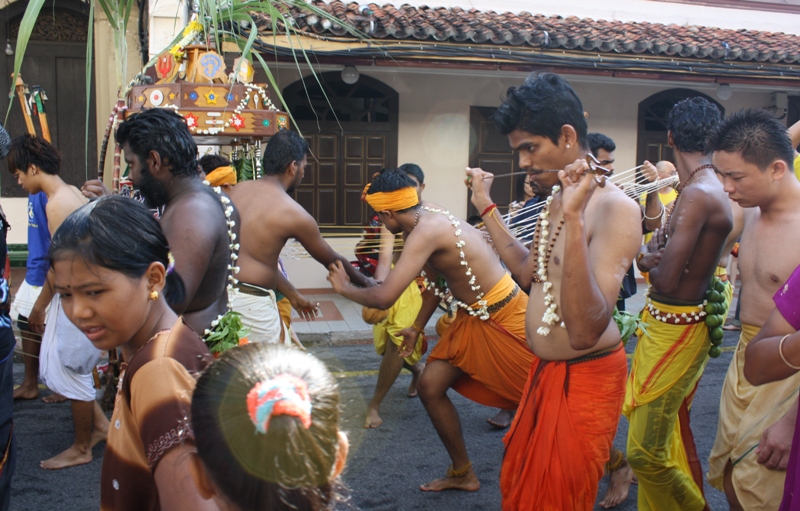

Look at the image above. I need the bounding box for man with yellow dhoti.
[707,109,800,511]
[361,163,428,429]
[327,168,534,493]
[467,72,642,511]
[629,97,733,511]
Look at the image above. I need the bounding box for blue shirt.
[25,192,50,286]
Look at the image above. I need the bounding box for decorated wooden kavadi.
[113,21,296,355]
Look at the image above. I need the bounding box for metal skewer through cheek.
[474,154,617,185]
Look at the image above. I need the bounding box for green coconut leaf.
[85,0,95,180]
[6,0,46,124]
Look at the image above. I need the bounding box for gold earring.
[149,290,159,300]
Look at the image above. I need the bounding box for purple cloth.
[775,264,800,331]
[778,264,800,510]
[780,403,800,510]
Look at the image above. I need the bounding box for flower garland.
[168,20,204,60]
[200,182,244,353]
[533,185,566,337]
[418,207,490,320]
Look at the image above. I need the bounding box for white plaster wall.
[149,0,188,58]
[272,66,783,287]
[3,198,28,245]
[350,0,800,35]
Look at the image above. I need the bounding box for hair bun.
[246,374,312,433]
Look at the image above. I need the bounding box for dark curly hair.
[198,154,232,174]
[667,97,722,155]
[7,134,61,175]
[262,131,309,175]
[494,72,588,149]
[116,108,199,177]
[587,133,616,157]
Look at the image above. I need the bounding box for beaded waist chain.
[484,285,520,316]
[645,296,707,326]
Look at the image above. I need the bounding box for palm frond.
[85,0,95,180]
[5,0,46,124]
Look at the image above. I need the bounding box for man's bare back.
[229,178,370,292]
[46,184,87,234]
[227,179,305,290]
[160,185,236,334]
[647,174,732,302]
[525,182,641,360]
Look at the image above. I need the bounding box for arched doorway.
[283,72,398,227]
[637,89,724,165]
[0,0,97,197]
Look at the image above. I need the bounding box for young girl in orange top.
[50,196,216,510]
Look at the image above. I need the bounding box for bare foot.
[13,384,39,400]
[487,409,515,429]
[42,392,67,404]
[600,461,634,508]
[90,429,107,448]
[364,406,383,429]
[408,362,425,398]
[420,469,480,492]
[40,445,92,470]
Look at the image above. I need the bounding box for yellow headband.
[206,166,237,186]
[363,185,419,212]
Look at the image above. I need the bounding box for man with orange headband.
[199,154,237,191]
[328,168,535,492]
[466,72,641,510]
[228,131,372,343]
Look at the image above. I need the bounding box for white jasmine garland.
[419,207,490,320]
[536,186,565,337]
[202,181,242,331]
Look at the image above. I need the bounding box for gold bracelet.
[779,334,800,370]
[411,323,424,334]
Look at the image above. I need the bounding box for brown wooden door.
[467,106,520,217]
[0,5,97,197]
[296,130,391,227]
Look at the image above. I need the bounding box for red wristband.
[481,203,497,217]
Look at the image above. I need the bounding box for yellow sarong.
[625,294,717,511]
[794,154,800,181]
[708,323,800,511]
[373,280,425,365]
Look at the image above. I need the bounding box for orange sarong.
[501,344,628,511]
[428,273,533,409]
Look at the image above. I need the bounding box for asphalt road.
[9,329,742,510]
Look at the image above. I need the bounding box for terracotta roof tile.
[254,1,800,64]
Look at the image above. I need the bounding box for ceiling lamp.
[341,66,359,85]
